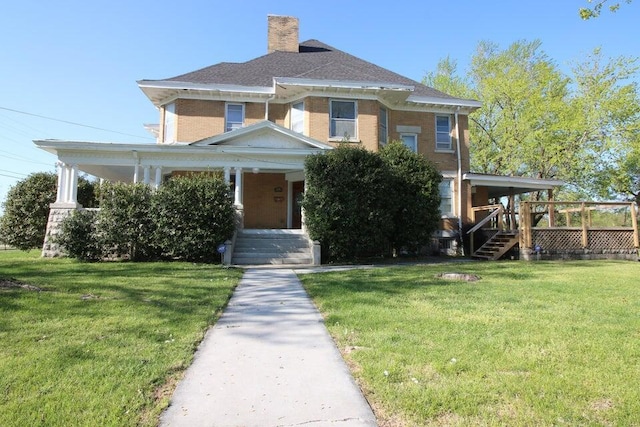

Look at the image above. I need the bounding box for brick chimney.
[267,15,299,54]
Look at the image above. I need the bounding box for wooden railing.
[467,204,509,253]
[519,201,639,259]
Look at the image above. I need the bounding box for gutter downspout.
[265,94,275,121]
[454,107,464,255]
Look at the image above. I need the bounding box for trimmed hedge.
[59,174,234,263]
[153,174,235,262]
[0,172,97,250]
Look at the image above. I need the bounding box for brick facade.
[157,96,472,223]
[243,173,289,228]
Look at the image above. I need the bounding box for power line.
[0,172,25,179]
[0,106,155,141]
[0,168,28,179]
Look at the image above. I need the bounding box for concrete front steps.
[232,229,313,265]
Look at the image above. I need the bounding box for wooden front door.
[291,181,304,229]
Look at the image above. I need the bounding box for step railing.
[467,204,507,254]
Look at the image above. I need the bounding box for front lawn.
[0,251,243,427]
[301,260,640,426]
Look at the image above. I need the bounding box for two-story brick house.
[36,15,560,262]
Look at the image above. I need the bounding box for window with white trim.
[330,100,357,140]
[379,107,388,145]
[225,103,244,132]
[439,179,454,216]
[435,115,452,151]
[163,102,175,143]
[291,101,304,134]
[400,133,417,152]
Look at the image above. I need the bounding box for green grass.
[301,260,640,426]
[0,251,243,427]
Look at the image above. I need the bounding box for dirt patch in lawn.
[0,278,43,291]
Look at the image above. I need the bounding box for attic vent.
[267,15,299,53]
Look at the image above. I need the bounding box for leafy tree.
[579,0,633,19]
[152,174,234,262]
[0,172,97,250]
[424,41,640,202]
[303,145,394,261]
[571,48,640,201]
[379,141,442,254]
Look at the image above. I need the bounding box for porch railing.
[520,201,639,259]
[467,204,509,253]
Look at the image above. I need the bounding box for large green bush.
[152,174,234,262]
[303,145,394,260]
[380,141,442,253]
[303,143,442,261]
[56,209,101,261]
[0,172,97,250]
[95,182,156,261]
[59,174,234,263]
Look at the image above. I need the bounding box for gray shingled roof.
[144,40,456,100]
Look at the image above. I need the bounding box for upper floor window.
[226,103,244,132]
[439,179,454,217]
[379,107,388,145]
[435,115,452,151]
[330,100,357,140]
[163,102,176,143]
[291,101,304,134]
[400,133,417,152]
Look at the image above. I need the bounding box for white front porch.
[36,121,332,230]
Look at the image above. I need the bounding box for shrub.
[380,141,442,254]
[0,172,97,250]
[96,182,156,261]
[152,174,234,262]
[57,209,101,261]
[303,145,394,261]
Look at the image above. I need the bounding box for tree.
[379,141,442,254]
[424,41,640,202]
[579,0,633,19]
[0,172,97,250]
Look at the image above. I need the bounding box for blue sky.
[0,0,638,211]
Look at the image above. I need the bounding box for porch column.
[67,164,78,204]
[133,163,139,183]
[223,167,231,184]
[56,161,67,204]
[301,179,307,232]
[154,166,162,189]
[234,167,243,206]
[143,165,151,185]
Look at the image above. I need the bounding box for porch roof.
[463,173,564,199]
[34,122,331,183]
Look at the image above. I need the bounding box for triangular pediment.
[190,121,333,150]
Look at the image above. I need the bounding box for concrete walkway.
[159,268,377,427]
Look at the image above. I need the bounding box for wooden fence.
[519,201,639,260]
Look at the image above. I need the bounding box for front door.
[291,181,304,229]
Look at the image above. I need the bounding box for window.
[435,115,452,151]
[225,103,244,132]
[400,133,417,152]
[439,179,453,216]
[330,100,357,139]
[291,101,304,134]
[379,107,388,145]
[163,102,175,143]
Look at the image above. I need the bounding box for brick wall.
[243,173,289,228]
[175,99,225,142]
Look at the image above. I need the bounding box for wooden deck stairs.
[472,230,520,260]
